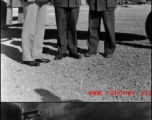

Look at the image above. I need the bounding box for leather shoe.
[84,52,97,57]
[69,53,82,59]
[23,61,40,66]
[104,54,113,58]
[35,58,50,63]
[54,53,67,60]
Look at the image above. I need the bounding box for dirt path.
[1,5,151,102]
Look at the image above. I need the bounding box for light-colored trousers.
[21,1,48,61]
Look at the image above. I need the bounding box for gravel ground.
[1,5,151,102]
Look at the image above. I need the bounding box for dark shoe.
[104,54,113,58]
[35,58,50,63]
[69,53,82,59]
[84,52,97,57]
[54,53,67,60]
[23,61,40,66]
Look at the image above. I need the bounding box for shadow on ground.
[34,88,61,102]
[1,25,148,41]
[116,41,151,49]
[34,88,83,102]
[45,29,148,41]
[1,44,22,63]
[1,26,151,64]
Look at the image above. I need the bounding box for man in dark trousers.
[53,0,82,60]
[85,0,117,58]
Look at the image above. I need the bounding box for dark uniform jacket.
[88,0,117,11]
[53,0,81,7]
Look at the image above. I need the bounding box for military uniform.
[54,0,81,55]
[87,0,117,55]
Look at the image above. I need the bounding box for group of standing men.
[21,0,117,66]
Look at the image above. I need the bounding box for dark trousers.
[55,7,79,54]
[88,9,116,54]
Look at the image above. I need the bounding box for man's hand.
[27,0,35,2]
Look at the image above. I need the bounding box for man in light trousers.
[21,0,50,66]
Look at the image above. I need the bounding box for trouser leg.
[88,11,101,53]
[32,2,47,59]
[55,7,67,54]
[102,9,116,55]
[21,2,38,61]
[67,7,79,54]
